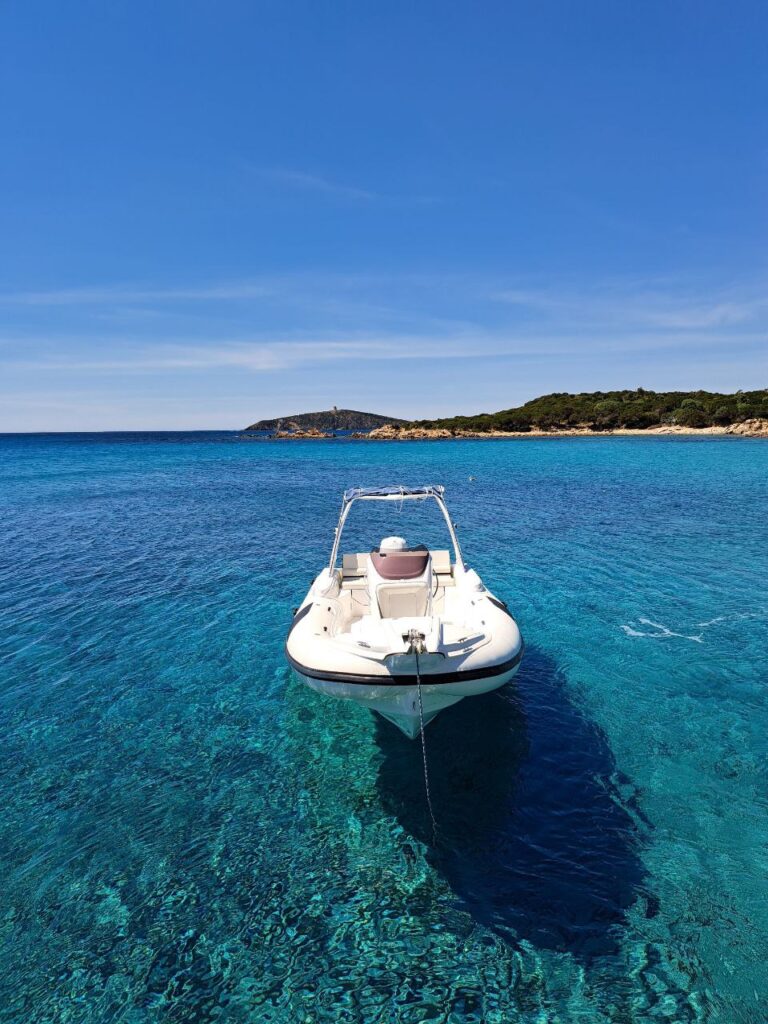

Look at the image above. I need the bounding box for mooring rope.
[409,630,438,844]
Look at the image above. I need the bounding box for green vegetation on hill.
[245,408,409,432]
[417,389,768,432]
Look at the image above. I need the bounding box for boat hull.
[290,655,522,738]
[285,555,524,738]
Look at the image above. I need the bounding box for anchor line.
[409,630,438,844]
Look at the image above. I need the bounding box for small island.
[244,406,408,436]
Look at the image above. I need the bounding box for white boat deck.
[329,549,487,656]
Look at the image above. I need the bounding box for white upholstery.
[376,582,430,618]
[342,552,368,576]
[430,549,451,574]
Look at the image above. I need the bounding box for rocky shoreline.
[255,419,768,440]
[363,420,768,440]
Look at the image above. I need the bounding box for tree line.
[414,389,768,432]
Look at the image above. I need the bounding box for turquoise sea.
[1,432,766,1023]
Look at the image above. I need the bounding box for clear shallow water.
[1,432,766,1023]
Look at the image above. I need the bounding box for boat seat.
[342,552,368,578]
[430,549,451,574]
[370,545,429,580]
[376,582,430,619]
[342,549,451,579]
[367,543,433,619]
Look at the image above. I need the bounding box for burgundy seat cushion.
[370,545,430,580]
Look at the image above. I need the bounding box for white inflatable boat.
[286,485,523,738]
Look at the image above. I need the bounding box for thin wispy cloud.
[640,303,759,330]
[257,167,440,206]
[0,282,276,307]
[0,272,447,310]
[262,168,380,202]
[4,336,481,374]
[492,280,768,332]
[1,271,765,431]
[6,273,765,334]
[4,327,766,379]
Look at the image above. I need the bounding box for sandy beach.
[263,419,768,440]
[363,419,768,440]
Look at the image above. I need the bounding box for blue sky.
[1,1,766,430]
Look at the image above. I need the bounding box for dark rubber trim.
[285,642,524,687]
[487,595,513,617]
[287,603,312,638]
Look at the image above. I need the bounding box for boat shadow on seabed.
[374,645,651,960]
